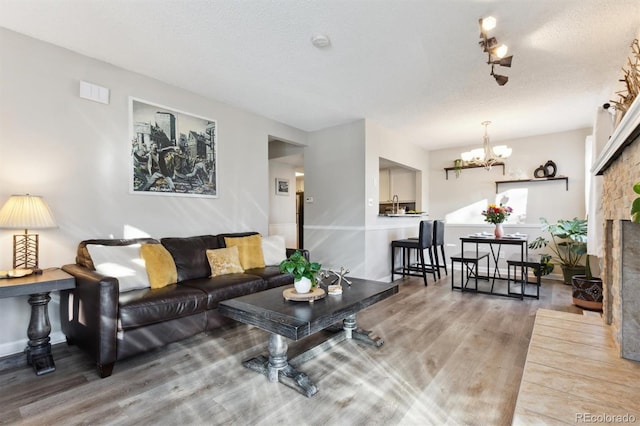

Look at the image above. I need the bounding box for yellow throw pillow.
[140,244,178,289]
[224,234,266,269]
[206,247,245,277]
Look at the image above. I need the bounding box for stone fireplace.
[596,99,640,361]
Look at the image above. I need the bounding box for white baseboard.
[0,331,66,358]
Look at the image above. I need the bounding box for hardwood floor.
[0,275,583,425]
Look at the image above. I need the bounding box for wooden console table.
[0,268,75,375]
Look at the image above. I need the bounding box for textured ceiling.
[1,0,638,150]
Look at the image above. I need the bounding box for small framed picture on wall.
[276,178,290,196]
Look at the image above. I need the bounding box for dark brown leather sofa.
[61,232,302,378]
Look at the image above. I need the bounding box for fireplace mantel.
[593,97,640,175]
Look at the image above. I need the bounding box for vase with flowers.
[481,203,513,238]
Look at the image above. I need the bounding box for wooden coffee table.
[218,277,398,397]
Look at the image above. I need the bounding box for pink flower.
[481,204,512,224]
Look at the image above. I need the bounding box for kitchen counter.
[379,213,428,217]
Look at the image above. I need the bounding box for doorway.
[296,189,304,249]
[268,138,304,249]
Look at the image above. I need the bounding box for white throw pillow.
[261,235,287,266]
[87,244,151,292]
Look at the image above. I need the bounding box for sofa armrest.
[286,248,310,261]
[60,264,120,371]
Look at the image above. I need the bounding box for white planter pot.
[294,277,312,293]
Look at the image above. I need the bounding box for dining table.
[458,232,529,299]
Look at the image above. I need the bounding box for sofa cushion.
[181,274,267,309]
[76,238,159,270]
[161,235,220,282]
[245,265,293,289]
[206,247,244,277]
[224,234,265,269]
[87,243,151,292]
[216,231,259,247]
[262,235,287,266]
[118,285,208,329]
[140,243,178,289]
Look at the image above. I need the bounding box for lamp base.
[13,232,39,270]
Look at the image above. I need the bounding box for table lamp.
[0,194,58,270]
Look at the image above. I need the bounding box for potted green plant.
[631,181,640,223]
[279,250,321,293]
[533,253,554,278]
[528,217,587,284]
[454,159,463,178]
[571,254,603,311]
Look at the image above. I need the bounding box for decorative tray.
[0,269,33,279]
[283,287,326,302]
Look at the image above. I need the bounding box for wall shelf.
[444,162,505,180]
[495,176,569,193]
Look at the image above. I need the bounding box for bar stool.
[432,220,448,279]
[391,220,437,286]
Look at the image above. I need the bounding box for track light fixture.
[491,65,509,86]
[479,16,513,85]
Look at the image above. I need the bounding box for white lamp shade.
[460,152,474,162]
[470,148,485,161]
[493,145,513,158]
[0,195,57,229]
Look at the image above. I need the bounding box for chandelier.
[460,121,512,170]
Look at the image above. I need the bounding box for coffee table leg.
[243,333,319,398]
[267,333,288,381]
[343,314,356,338]
[344,314,384,347]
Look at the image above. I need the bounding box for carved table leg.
[243,333,318,398]
[267,333,288,382]
[343,313,384,347]
[25,292,56,375]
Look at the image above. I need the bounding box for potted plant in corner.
[279,250,321,294]
[571,254,603,311]
[528,217,587,284]
[631,181,640,223]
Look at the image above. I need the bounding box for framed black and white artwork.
[276,178,290,196]
[129,97,218,198]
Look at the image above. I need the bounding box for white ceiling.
[1,0,638,150]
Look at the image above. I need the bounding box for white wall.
[0,29,306,357]
[429,128,589,223]
[368,120,429,222]
[304,120,367,275]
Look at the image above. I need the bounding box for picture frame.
[129,97,218,198]
[275,178,290,196]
